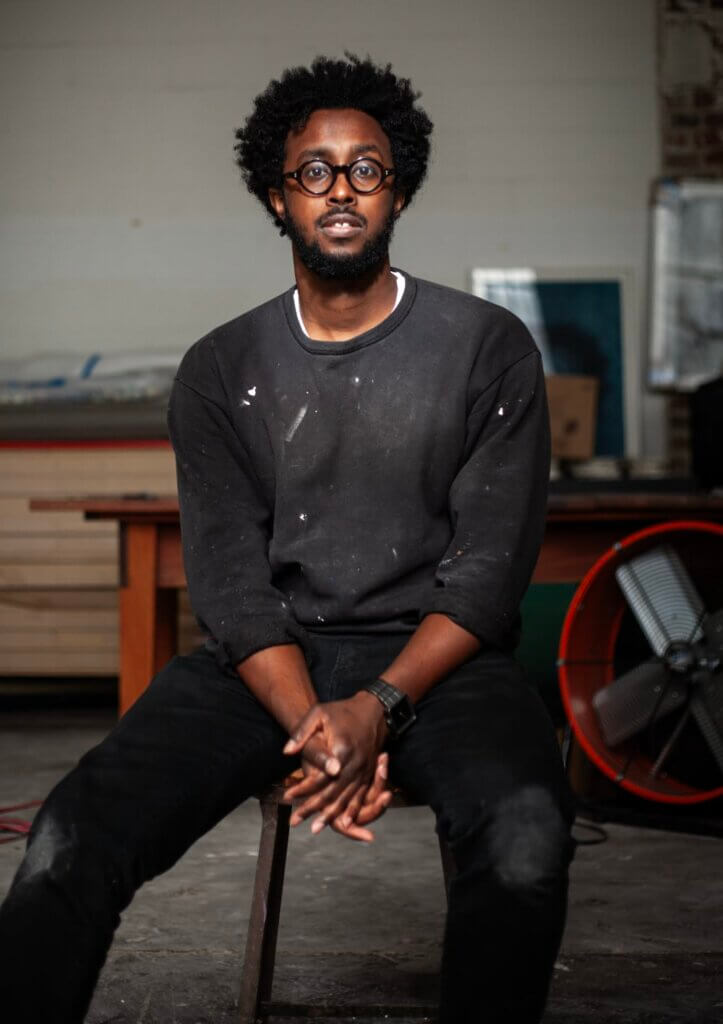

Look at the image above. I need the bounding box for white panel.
[0,0,659,452]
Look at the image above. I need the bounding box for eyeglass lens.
[300,159,383,194]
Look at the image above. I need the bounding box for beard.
[283,206,397,281]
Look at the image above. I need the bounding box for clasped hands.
[281,691,393,843]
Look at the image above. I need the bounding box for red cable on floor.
[0,801,42,844]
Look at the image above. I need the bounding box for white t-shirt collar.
[293,271,405,339]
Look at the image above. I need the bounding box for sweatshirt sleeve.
[419,345,550,651]
[167,368,310,669]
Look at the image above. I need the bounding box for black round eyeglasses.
[283,157,395,196]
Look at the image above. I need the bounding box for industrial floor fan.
[558,521,723,804]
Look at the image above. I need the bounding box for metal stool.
[238,777,454,1022]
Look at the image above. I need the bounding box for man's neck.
[292,255,398,342]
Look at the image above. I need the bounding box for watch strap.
[360,677,416,738]
[363,677,403,712]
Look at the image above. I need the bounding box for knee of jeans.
[14,810,73,887]
[486,785,573,893]
[15,805,129,908]
[446,784,572,894]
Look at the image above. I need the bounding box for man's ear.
[268,187,285,222]
[393,191,406,218]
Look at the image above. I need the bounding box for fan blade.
[690,678,723,776]
[650,703,693,778]
[615,545,705,657]
[592,659,687,747]
[703,608,723,661]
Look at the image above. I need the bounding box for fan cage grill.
[558,520,723,805]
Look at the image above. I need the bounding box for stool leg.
[238,793,291,1024]
[437,832,456,901]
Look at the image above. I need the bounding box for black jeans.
[0,632,575,1023]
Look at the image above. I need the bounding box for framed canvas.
[470,266,637,457]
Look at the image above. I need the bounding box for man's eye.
[304,163,330,179]
[351,162,381,186]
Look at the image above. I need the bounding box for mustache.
[317,208,367,228]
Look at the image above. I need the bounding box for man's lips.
[319,213,364,239]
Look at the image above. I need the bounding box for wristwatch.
[360,677,417,739]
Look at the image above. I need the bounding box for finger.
[281,769,326,804]
[334,753,390,827]
[361,773,393,810]
[330,817,375,843]
[310,781,363,834]
[339,783,368,828]
[285,734,341,777]
[355,788,393,826]
[348,756,388,822]
[298,738,342,778]
[283,710,325,756]
[290,777,347,826]
[321,753,341,776]
[363,753,389,806]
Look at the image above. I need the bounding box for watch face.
[389,694,416,735]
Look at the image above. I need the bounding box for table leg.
[118,522,178,716]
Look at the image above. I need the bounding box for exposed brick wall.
[658,2,723,471]
[660,0,723,176]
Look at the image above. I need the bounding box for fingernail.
[311,818,325,834]
[379,762,388,779]
[283,740,294,753]
[341,816,351,827]
[326,757,340,775]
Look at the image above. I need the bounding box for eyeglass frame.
[282,156,396,196]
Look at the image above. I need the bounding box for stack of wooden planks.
[0,442,201,677]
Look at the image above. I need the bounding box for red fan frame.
[558,520,723,804]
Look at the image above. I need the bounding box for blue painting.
[536,280,625,457]
[471,271,626,457]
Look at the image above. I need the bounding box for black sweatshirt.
[167,271,550,669]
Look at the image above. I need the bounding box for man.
[0,54,575,1023]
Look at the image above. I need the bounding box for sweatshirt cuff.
[419,594,520,653]
[211,617,313,670]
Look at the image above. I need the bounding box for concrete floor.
[1,709,722,1023]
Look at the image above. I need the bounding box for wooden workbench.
[31,490,723,714]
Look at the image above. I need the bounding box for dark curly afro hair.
[234,52,433,235]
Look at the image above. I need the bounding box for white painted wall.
[0,0,662,453]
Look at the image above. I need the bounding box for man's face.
[268,108,405,280]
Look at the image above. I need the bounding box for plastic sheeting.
[0,351,183,405]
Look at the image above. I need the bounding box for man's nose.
[327,169,355,204]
